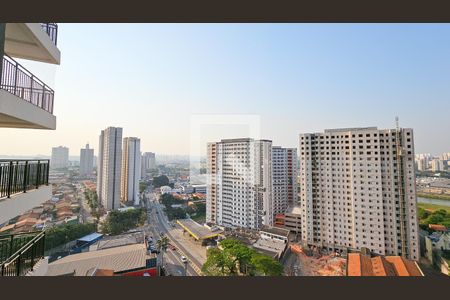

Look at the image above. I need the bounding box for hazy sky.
[2,24,450,157]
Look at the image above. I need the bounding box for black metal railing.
[0,231,45,276]
[1,55,54,114]
[0,160,50,200]
[40,23,58,46]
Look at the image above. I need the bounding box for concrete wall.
[0,90,56,129]
[0,185,52,224]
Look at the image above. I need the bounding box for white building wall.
[51,146,69,169]
[207,138,273,230]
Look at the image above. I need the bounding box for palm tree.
[156,235,169,268]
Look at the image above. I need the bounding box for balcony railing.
[1,55,54,114]
[0,231,45,276]
[0,160,50,200]
[40,23,58,46]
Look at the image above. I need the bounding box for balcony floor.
[0,185,52,225]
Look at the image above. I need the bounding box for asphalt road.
[144,190,200,276]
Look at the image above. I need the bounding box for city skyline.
[2,24,450,156]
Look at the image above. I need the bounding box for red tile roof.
[347,253,423,276]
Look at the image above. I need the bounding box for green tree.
[156,235,169,268]
[249,253,284,276]
[139,182,147,193]
[45,223,96,251]
[153,175,169,188]
[201,238,283,276]
[100,208,147,235]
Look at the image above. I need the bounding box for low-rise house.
[429,224,448,232]
[55,199,72,210]
[347,252,424,276]
[252,227,290,260]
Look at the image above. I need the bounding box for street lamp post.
[183,261,188,276]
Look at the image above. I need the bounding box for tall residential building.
[80,143,94,176]
[51,146,69,169]
[0,23,60,276]
[431,159,444,172]
[97,127,123,211]
[272,146,298,216]
[141,152,156,178]
[416,157,427,172]
[299,127,419,260]
[121,137,141,206]
[206,138,273,229]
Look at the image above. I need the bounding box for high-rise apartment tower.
[97,127,123,211]
[299,127,419,260]
[206,138,273,229]
[121,137,141,206]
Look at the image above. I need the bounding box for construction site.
[283,244,346,276]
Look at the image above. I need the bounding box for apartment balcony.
[0,231,46,276]
[0,160,51,225]
[0,55,56,129]
[4,23,60,65]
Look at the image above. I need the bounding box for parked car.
[180,256,188,263]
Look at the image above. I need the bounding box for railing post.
[46,161,50,185]
[9,235,14,258]
[13,60,18,96]
[30,243,35,271]
[23,160,28,193]
[36,160,40,189]
[0,23,5,83]
[30,75,34,105]
[7,161,13,198]
[16,254,21,276]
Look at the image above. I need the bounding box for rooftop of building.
[46,243,148,276]
[429,224,448,232]
[286,205,302,215]
[260,226,290,238]
[347,253,423,276]
[324,127,378,133]
[252,238,287,259]
[77,232,103,243]
[176,218,222,240]
[217,138,273,144]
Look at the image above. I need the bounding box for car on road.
[168,244,177,251]
[180,256,188,263]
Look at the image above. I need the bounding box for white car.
[180,256,188,263]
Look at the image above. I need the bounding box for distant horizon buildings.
[299,127,419,260]
[51,146,69,169]
[80,143,94,176]
[121,137,141,206]
[141,152,156,178]
[97,127,123,211]
[206,138,273,229]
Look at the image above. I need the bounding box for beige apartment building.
[121,137,141,206]
[206,138,273,229]
[299,127,419,260]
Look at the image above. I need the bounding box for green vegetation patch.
[201,238,284,276]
